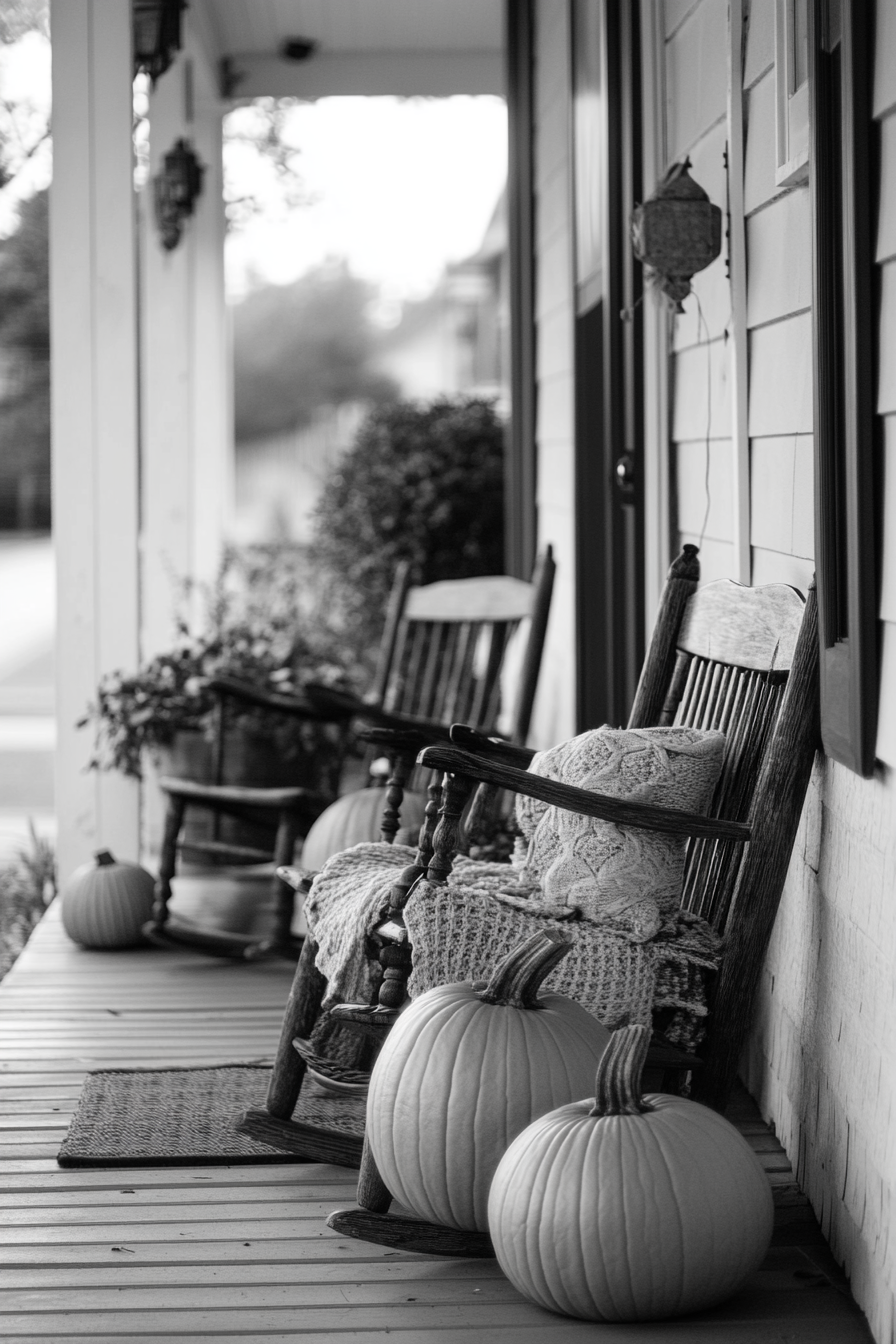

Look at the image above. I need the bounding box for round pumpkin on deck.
[61,850,155,949]
[488,1023,774,1321]
[365,928,611,1232]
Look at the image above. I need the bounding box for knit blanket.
[303,842,720,1050]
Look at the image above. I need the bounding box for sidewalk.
[0,534,55,862]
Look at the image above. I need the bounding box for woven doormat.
[57,1063,365,1168]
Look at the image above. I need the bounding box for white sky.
[0,29,52,238]
[0,29,508,310]
[224,96,508,308]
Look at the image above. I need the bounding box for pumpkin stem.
[477,928,572,1010]
[94,850,116,867]
[589,1024,651,1116]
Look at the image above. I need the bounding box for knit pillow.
[514,725,725,941]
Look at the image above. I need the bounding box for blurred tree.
[232,262,397,443]
[0,187,49,528]
[309,395,506,666]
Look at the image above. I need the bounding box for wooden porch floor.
[0,902,873,1342]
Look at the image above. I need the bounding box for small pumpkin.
[61,849,155,949]
[300,785,427,872]
[366,928,611,1232]
[488,1023,774,1321]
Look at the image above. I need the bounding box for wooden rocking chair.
[317,547,820,1254]
[144,550,555,960]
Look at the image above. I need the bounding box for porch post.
[49,0,141,879]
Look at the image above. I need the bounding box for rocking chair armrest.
[356,726,454,757]
[416,745,752,844]
[156,775,334,817]
[448,723,537,768]
[303,685,471,743]
[207,676,349,721]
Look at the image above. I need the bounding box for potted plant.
[79,543,353,799]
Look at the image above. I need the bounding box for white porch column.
[50,0,140,879]
[141,33,230,662]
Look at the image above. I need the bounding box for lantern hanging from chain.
[630,158,722,312]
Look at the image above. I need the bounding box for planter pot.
[155,724,336,857]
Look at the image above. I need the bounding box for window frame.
[809,0,879,776]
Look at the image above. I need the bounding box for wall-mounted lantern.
[153,138,204,251]
[630,158,722,311]
[133,0,186,84]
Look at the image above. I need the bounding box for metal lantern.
[630,159,722,311]
[133,0,186,84]
[153,138,204,252]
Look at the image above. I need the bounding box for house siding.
[686,4,895,1343]
[526,1,894,1329]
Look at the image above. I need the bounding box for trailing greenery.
[309,395,506,662]
[0,825,55,982]
[79,544,350,779]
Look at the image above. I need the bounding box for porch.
[0,903,871,1342]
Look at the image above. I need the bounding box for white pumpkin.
[488,1023,774,1321]
[365,928,611,1232]
[300,786,427,872]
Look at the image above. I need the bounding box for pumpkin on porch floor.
[365,928,611,1233]
[487,1023,773,1322]
[61,850,155,949]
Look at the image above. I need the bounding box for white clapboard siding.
[874,0,896,117]
[747,313,814,437]
[671,120,730,353]
[674,439,734,541]
[746,191,813,328]
[749,548,814,592]
[881,416,896,622]
[878,260,896,414]
[671,337,732,443]
[875,624,896,766]
[750,435,814,559]
[665,0,728,160]
[876,115,896,263]
[744,70,783,216]
[743,0,775,88]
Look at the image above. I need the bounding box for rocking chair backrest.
[372,549,555,745]
[653,580,807,934]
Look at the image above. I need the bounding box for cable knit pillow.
[514,726,725,942]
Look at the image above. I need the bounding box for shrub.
[309,395,506,661]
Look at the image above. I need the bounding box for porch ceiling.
[195,0,505,99]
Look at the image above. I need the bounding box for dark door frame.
[572,0,645,729]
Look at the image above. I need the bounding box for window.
[776,0,810,185]
[809,0,878,776]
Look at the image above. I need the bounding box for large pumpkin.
[300,786,427,872]
[365,928,611,1232]
[488,1023,774,1321]
[61,849,156,949]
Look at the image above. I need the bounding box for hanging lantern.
[133,0,186,85]
[153,138,204,252]
[630,158,723,311]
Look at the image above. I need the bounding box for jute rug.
[57,1063,366,1168]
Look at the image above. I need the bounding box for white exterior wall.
[528,0,577,749]
[659,1,896,1339]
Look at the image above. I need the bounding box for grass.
[0,824,56,981]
